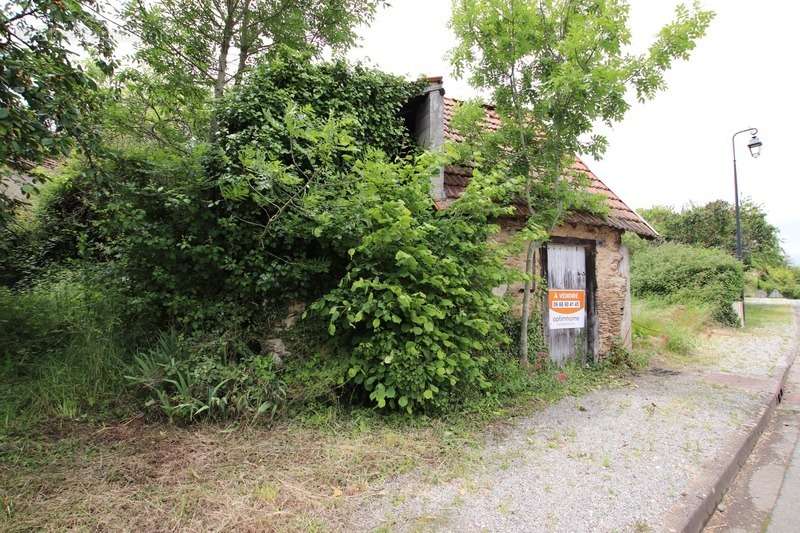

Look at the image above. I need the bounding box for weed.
[497,500,512,516]
[125,330,287,423]
[254,484,280,503]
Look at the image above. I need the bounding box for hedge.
[631,243,744,326]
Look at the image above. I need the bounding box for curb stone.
[661,307,800,533]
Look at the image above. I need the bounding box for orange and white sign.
[548,289,586,330]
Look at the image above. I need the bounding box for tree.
[1,0,114,237]
[124,0,385,140]
[449,0,713,364]
[639,199,785,267]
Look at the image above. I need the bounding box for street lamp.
[732,128,762,261]
[731,127,763,325]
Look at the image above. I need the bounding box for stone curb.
[662,307,800,533]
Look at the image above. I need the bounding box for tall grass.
[632,298,713,358]
[0,270,130,431]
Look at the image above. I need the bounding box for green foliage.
[216,47,422,163]
[25,53,423,331]
[631,243,744,326]
[0,162,98,286]
[638,199,785,267]
[310,154,513,412]
[99,68,212,153]
[0,269,128,430]
[758,265,800,299]
[0,0,113,173]
[126,330,287,423]
[632,298,712,358]
[501,291,548,363]
[125,0,383,95]
[604,339,648,371]
[449,0,713,223]
[123,0,385,145]
[10,52,516,415]
[449,0,711,360]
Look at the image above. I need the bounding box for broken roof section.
[438,95,658,239]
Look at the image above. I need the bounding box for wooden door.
[545,244,590,364]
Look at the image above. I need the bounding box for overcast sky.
[350,0,800,264]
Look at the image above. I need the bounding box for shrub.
[631,243,744,326]
[29,49,425,333]
[637,200,784,267]
[758,265,800,299]
[4,51,520,418]
[310,155,514,412]
[126,330,287,423]
[0,163,103,287]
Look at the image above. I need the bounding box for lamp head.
[748,134,763,158]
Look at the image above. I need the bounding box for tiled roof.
[441,98,658,238]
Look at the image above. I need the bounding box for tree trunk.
[208,3,236,143]
[518,240,537,366]
[233,0,253,86]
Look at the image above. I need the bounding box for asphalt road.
[705,354,800,532]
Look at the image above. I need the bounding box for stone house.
[406,78,658,363]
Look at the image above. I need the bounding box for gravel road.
[346,306,799,533]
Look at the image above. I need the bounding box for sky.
[350,0,800,264]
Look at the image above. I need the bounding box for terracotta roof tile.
[440,97,658,239]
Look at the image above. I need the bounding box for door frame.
[540,237,598,362]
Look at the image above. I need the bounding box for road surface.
[705,354,800,532]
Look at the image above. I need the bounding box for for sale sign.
[548,289,586,330]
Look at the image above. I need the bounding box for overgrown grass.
[0,271,131,432]
[0,266,634,434]
[632,298,714,361]
[0,269,648,531]
[0,272,636,529]
[0,356,635,532]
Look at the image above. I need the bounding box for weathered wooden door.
[545,244,590,364]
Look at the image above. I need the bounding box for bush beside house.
[631,242,744,326]
[1,51,537,422]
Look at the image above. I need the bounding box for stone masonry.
[495,220,630,356]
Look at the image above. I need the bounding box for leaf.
[398,396,408,408]
[423,389,433,400]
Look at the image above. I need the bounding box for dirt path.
[346,306,800,532]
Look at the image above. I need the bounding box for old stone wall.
[494,220,630,356]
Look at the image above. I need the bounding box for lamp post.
[731,127,763,325]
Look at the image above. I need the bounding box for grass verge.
[0,272,644,531]
[0,359,632,532]
[744,302,794,330]
[632,298,714,364]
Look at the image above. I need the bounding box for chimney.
[414,76,446,202]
